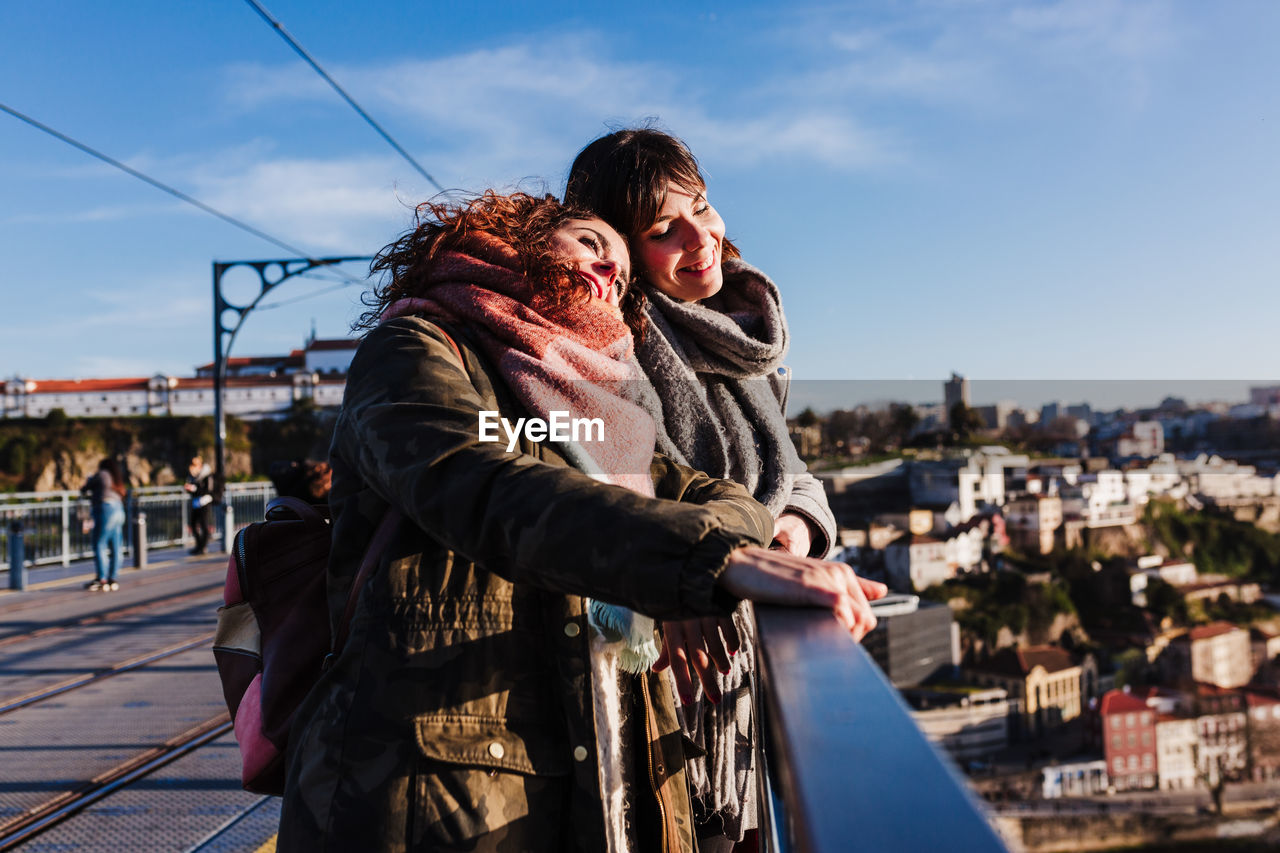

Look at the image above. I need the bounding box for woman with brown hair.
[277,191,881,852]
[80,457,127,591]
[566,128,843,851]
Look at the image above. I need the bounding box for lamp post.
[212,257,371,545]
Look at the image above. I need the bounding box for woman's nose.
[682,219,711,252]
[594,259,618,284]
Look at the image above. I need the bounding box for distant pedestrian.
[184,455,215,555]
[80,458,127,591]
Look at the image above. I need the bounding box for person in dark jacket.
[80,457,127,591]
[566,127,844,850]
[184,455,215,554]
[277,192,883,853]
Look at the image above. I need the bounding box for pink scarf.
[380,232,657,498]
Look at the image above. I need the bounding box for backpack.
[211,321,461,795]
[212,496,400,795]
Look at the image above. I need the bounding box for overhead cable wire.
[256,278,363,311]
[0,100,322,261]
[242,0,446,193]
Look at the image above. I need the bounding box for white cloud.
[1003,0,1178,62]
[219,37,901,180]
[2,201,189,226]
[190,155,415,253]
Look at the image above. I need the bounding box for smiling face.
[636,183,726,302]
[549,217,631,308]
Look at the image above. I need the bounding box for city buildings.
[1155,713,1199,791]
[1099,690,1158,791]
[905,686,1010,762]
[861,597,958,687]
[1003,494,1062,555]
[2,336,357,420]
[966,646,1096,738]
[1163,623,1254,689]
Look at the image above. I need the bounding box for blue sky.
[2,1,1277,409]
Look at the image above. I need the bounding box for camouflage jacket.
[278,317,773,853]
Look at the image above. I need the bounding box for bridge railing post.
[8,519,26,591]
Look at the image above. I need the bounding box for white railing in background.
[0,483,276,568]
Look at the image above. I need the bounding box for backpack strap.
[265,495,327,523]
[331,507,402,654]
[328,323,464,659]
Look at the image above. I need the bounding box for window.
[1142,732,1151,746]
[1112,734,1121,748]
[1143,754,1153,769]
[1113,757,1124,773]
[1126,713,1136,728]
[1141,712,1151,725]
[1128,733,1136,747]
[1128,755,1138,770]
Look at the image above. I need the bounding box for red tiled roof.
[1245,691,1280,708]
[306,338,359,352]
[172,376,311,389]
[972,645,1077,679]
[1194,683,1242,698]
[28,378,149,393]
[1187,622,1242,641]
[1099,690,1150,716]
[194,354,305,372]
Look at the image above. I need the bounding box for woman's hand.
[771,512,814,557]
[653,615,741,706]
[719,547,888,643]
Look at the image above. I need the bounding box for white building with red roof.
[1164,622,1254,689]
[3,337,355,420]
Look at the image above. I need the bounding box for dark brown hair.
[565,128,741,334]
[357,191,642,332]
[98,457,127,498]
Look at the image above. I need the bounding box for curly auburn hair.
[356,191,643,333]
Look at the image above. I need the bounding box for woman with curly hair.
[566,129,844,852]
[277,191,881,853]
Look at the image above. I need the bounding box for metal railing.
[0,483,275,567]
[755,605,1010,852]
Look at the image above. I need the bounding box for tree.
[949,402,985,441]
[888,403,919,444]
[1145,578,1188,625]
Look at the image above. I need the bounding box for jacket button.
[488,742,505,759]
[573,745,589,762]
[564,622,581,638]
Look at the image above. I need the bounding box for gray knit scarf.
[635,257,793,840]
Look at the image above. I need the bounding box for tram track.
[0,577,224,648]
[0,712,233,851]
[0,632,217,717]
[0,560,226,618]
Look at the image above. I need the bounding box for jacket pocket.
[413,713,572,777]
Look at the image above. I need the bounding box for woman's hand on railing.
[719,546,887,643]
[770,512,813,557]
[654,615,741,706]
